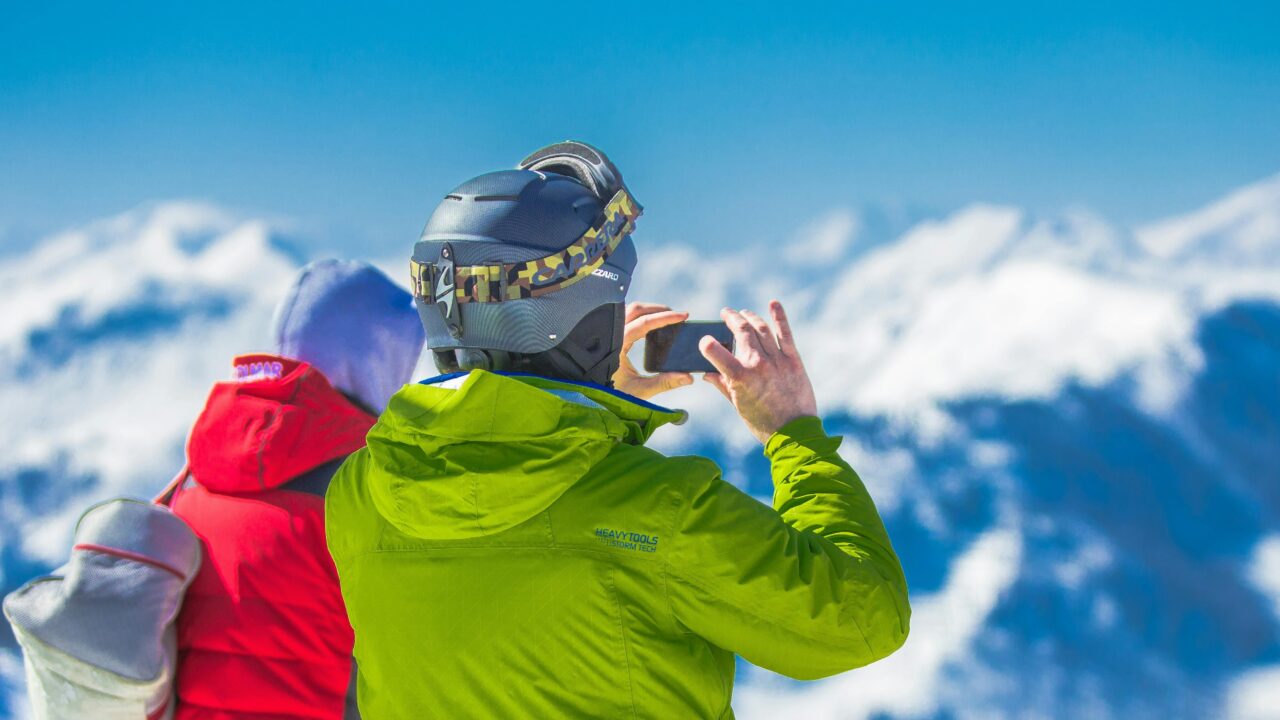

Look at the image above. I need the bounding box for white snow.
[1247,535,1280,622]
[0,202,284,357]
[1227,664,1280,720]
[831,259,1191,413]
[634,173,1280,439]
[1136,173,1280,264]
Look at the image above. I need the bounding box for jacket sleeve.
[664,416,910,680]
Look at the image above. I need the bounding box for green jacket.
[326,370,909,719]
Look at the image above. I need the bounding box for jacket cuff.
[764,415,832,457]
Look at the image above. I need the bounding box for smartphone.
[643,321,734,374]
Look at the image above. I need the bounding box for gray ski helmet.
[410,141,641,380]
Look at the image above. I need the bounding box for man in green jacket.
[326,142,910,718]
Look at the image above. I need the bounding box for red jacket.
[171,355,374,719]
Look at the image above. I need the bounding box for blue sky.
[1,2,1277,257]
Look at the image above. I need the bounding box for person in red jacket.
[169,259,425,719]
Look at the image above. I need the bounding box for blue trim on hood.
[418,371,682,415]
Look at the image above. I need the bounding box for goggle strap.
[410,188,641,308]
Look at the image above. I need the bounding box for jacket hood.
[364,370,686,540]
[272,259,425,415]
[188,355,376,492]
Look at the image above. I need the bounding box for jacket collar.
[420,370,687,444]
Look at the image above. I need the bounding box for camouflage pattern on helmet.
[410,188,641,306]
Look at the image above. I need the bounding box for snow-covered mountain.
[2,175,1279,718]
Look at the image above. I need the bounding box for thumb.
[653,372,694,392]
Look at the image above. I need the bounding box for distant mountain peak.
[0,200,299,365]
[1135,172,1280,263]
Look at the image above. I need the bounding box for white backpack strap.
[152,465,190,507]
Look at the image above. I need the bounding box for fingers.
[721,308,768,360]
[625,302,674,323]
[702,372,731,400]
[739,309,778,356]
[700,334,744,379]
[623,309,688,349]
[768,300,798,357]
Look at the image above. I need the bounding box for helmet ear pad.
[509,303,625,387]
[431,303,625,388]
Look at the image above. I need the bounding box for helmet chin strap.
[434,348,511,374]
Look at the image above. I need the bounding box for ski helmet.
[410,141,642,385]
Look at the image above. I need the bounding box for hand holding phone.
[611,303,698,400]
[698,302,818,444]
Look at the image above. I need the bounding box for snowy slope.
[3,174,1280,718]
[636,174,1280,431]
[0,203,300,570]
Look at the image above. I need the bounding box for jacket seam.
[333,544,662,563]
[668,565,878,656]
[469,476,484,536]
[662,477,731,720]
[543,511,557,546]
[472,385,503,537]
[606,566,640,720]
[662,486,690,638]
[255,409,276,491]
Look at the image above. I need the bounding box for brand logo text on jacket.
[594,528,659,553]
